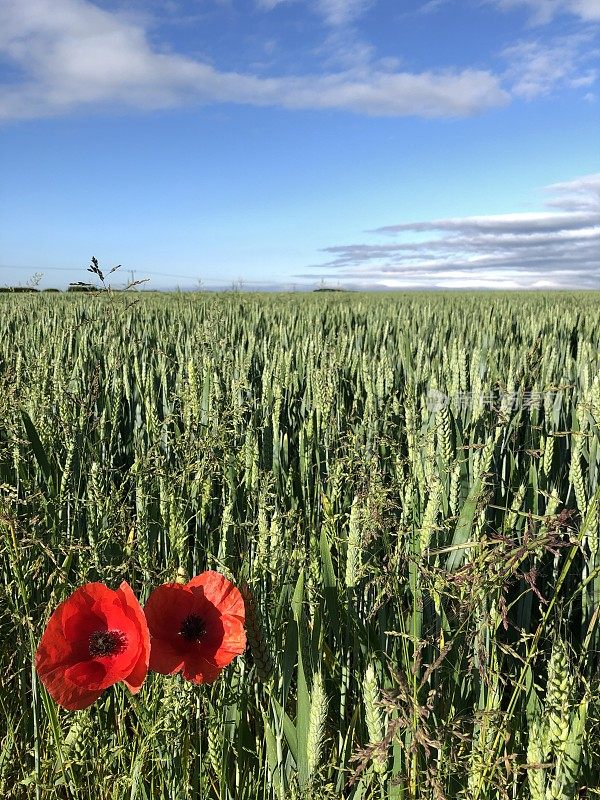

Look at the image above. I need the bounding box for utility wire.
[0,264,303,286]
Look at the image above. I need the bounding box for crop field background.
[1,290,599,799]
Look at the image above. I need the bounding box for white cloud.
[0,0,509,120]
[544,172,600,209]
[1,0,594,121]
[276,68,508,116]
[256,0,372,25]
[374,210,596,234]
[315,0,372,26]
[492,0,600,24]
[303,173,600,289]
[417,0,449,14]
[256,0,288,9]
[503,34,598,99]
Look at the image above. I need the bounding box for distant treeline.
[0,283,99,293]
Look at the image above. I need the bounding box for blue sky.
[0,0,598,290]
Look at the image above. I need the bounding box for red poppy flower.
[35,582,150,711]
[144,571,246,684]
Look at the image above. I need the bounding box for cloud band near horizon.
[300,173,600,289]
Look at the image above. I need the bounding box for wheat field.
[1,290,599,799]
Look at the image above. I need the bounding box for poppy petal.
[117,582,150,693]
[209,618,247,667]
[61,594,103,659]
[148,638,186,675]
[191,610,245,663]
[144,583,195,642]
[124,647,151,693]
[188,571,245,619]
[65,660,108,690]
[36,582,149,709]
[39,665,103,711]
[144,573,246,685]
[181,653,222,684]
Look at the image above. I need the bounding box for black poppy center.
[179,614,205,642]
[88,630,127,658]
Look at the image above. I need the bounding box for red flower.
[35,582,150,711]
[144,571,246,684]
